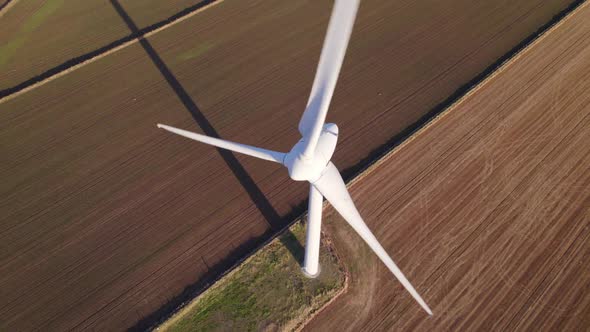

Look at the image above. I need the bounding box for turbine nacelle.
[284,123,339,182]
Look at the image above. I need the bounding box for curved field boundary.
[0,0,223,103]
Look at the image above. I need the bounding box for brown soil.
[0,0,214,92]
[0,0,19,18]
[305,3,590,330]
[0,0,576,330]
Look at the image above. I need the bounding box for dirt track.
[306,3,590,330]
[0,0,577,330]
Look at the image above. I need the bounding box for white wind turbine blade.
[312,162,433,315]
[298,0,360,158]
[157,124,286,163]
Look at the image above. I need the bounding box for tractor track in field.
[1,0,584,330]
[0,0,223,103]
[305,1,590,329]
[150,0,587,329]
[349,0,587,187]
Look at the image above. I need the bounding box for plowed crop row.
[0,0,214,92]
[306,3,590,330]
[0,0,576,330]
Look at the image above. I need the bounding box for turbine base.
[301,266,321,279]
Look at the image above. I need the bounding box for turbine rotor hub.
[283,124,339,182]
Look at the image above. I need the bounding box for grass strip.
[157,221,346,332]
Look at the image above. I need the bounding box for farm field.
[0,0,579,330]
[0,0,213,93]
[306,3,590,330]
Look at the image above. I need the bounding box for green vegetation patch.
[177,42,214,62]
[0,0,65,67]
[22,0,64,32]
[159,221,345,332]
[0,36,26,68]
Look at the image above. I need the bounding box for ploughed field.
[0,0,212,92]
[0,0,577,330]
[306,3,590,330]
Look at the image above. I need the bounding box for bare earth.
[0,0,212,92]
[305,3,590,330]
[0,0,577,330]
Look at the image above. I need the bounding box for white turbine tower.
[158,0,432,315]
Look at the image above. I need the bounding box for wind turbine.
[157,0,432,315]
